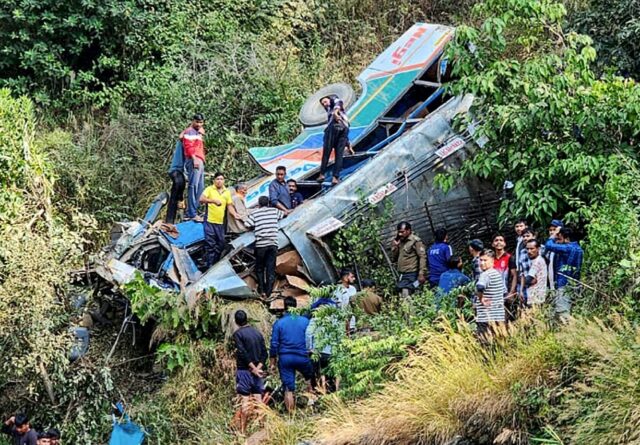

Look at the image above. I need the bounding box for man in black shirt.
[2,414,37,445]
[232,310,268,434]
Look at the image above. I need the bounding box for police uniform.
[391,233,427,291]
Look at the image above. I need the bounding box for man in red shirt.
[491,233,511,286]
[180,113,206,220]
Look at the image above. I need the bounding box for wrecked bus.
[96,23,500,307]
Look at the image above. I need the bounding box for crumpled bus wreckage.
[96,23,499,308]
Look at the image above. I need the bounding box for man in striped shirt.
[475,249,507,342]
[245,196,284,298]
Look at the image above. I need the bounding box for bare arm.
[227,203,238,219]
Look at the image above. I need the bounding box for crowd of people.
[2,414,60,445]
[390,219,584,330]
[228,216,584,432]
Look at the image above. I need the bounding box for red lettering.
[391,26,428,65]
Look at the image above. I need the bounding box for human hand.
[418,273,426,284]
[198,127,205,135]
[212,199,222,206]
[392,239,400,248]
[193,157,201,169]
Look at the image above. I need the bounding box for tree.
[442,0,640,226]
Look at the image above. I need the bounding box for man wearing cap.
[545,226,584,322]
[180,113,206,221]
[546,219,564,290]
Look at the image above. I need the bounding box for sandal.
[316,174,325,183]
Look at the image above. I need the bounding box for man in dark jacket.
[232,310,268,434]
[317,96,353,185]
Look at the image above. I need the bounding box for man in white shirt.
[333,269,357,333]
[523,239,548,306]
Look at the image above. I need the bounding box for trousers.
[320,122,348,179]
[204,222,225,268]
[185,158,205,218]
[165,170,185,224]
[255,245,277,297]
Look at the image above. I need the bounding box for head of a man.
[340,269,355,286]
[557,227,573,244]
[434,228,447,243]
[14,414,30,434]
[235,183,247,197]
[396,221,412,240]
[526,239,540,259]
[275,166,286,183]
[287,179,298,194]
[320,96,332,109]
[284,296,297,312]
[479,249,496,271]
[514,218,528,236]
[192,113,205,130]
[213,172,225,189]
[468,239,484,256]
[448,256,463,271]
[258,196,269,208]
[491,234,506,252]
[37,432,51,445]
[234,310,248,327]
[46,429,60,445]
[361,278,375,289]
[521,228,536,244]
[549,219,563,237]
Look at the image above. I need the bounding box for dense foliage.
[1,0,640,443]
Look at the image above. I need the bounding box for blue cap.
[550,219,564,228]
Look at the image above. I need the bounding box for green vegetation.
[1,0,640,443]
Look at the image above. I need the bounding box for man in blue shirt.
[165,140,185,224]
[544,226,584,322]
[428,228,453,287]
[269,297,314,412]
[287,179,304,208]
[268,165,292,214]
[437,256,471,309]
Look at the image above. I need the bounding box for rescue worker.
[391,221,427,297]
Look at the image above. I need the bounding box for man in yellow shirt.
[199,172,238,267]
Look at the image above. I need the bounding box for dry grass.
[314,316,565,445]
[219,300,275,345]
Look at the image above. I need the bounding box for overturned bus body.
[96,23,500,306]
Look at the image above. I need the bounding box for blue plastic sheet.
[109,417,144,445]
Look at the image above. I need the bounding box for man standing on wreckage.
[317,95,354,185]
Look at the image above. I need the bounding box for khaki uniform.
[391,233,427,275]
[357,289,383,315]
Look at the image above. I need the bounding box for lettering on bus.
[391,26,427,66]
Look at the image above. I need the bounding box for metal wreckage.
[95,23,501,310]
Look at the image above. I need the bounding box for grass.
[312,314,640,445]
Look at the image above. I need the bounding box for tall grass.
[313,315,597,445]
